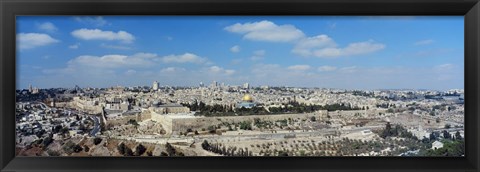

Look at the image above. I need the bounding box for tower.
[152,81,159,91]
[243,83,250,89]
[211,80,218,88]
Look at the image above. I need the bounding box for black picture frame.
[1,0,479,172]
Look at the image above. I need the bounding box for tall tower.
[243,83,250,89]
[29,84,33,93]
[152,81,159,91]
[211,80,217,88]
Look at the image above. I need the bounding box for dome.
[242,94,253,102]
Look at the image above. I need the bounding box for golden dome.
[242,94,253,102]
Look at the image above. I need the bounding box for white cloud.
[230,45,240,53]
[161,53,206,64]
[250,56,264,61]
[160,67,186,73]
[67,53,159,69]
[292,35,336,57]
[161,67,176,73]
[253,50,266,56]
[311,40,385,58]
[287,65,311,71]
[414,39,434,46]
[69,43,80,49]
[225,20,305,42]
[209,66,222,73]
[250,50,266,61]
[57,52,206,71]
[41,52,211,87]
[208,66,235,75]
[231,59,243,64]
[71,28,135,43]
[318,66,337,72]
[100,43,133,50]
[124,69,137,76]
[225,70,236,75]
[131,53,158,59]
[225,21,384,58]
[73,16,108,27]
[17,33,59,49]
[37,22,58,32]
[413,48,452,57]
[293,35,384,58]
[434,63,454,71]
[339,66,358,73]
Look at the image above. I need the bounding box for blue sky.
[16,16,464,90]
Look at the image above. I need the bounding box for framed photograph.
[1,0,479,172]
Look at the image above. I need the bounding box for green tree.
[444,124,451,129]
[239,121,252,130]
[387,108,394,113]
[166,142,177,156]
[134,144,146,156]
[455,131,463,140]
[160,152,169,156]
[84,145,90,152]
[42,135,54,148]
[117,142,133,156]
[442,130,452,139]
[93,138,102,145]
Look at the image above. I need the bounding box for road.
[90,116,101,137]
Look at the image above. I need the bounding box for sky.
[16,16,464,90]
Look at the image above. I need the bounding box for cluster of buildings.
[15,81,465,156]
[16,101,97,146]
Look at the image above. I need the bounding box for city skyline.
[17,16,464,90]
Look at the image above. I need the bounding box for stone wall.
[137,110,152,122]
[107,115,137,126]
[148,110,328,135]
[67,101,102,114]
[150,113,173,135]
[53,102,69,108]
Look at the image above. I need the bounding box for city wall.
[137,110,152,121]
[150,113,174,135]
[53,102,69,108]
[148,110,328,135]
[67,100,103,114]
[107,115,137,126]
